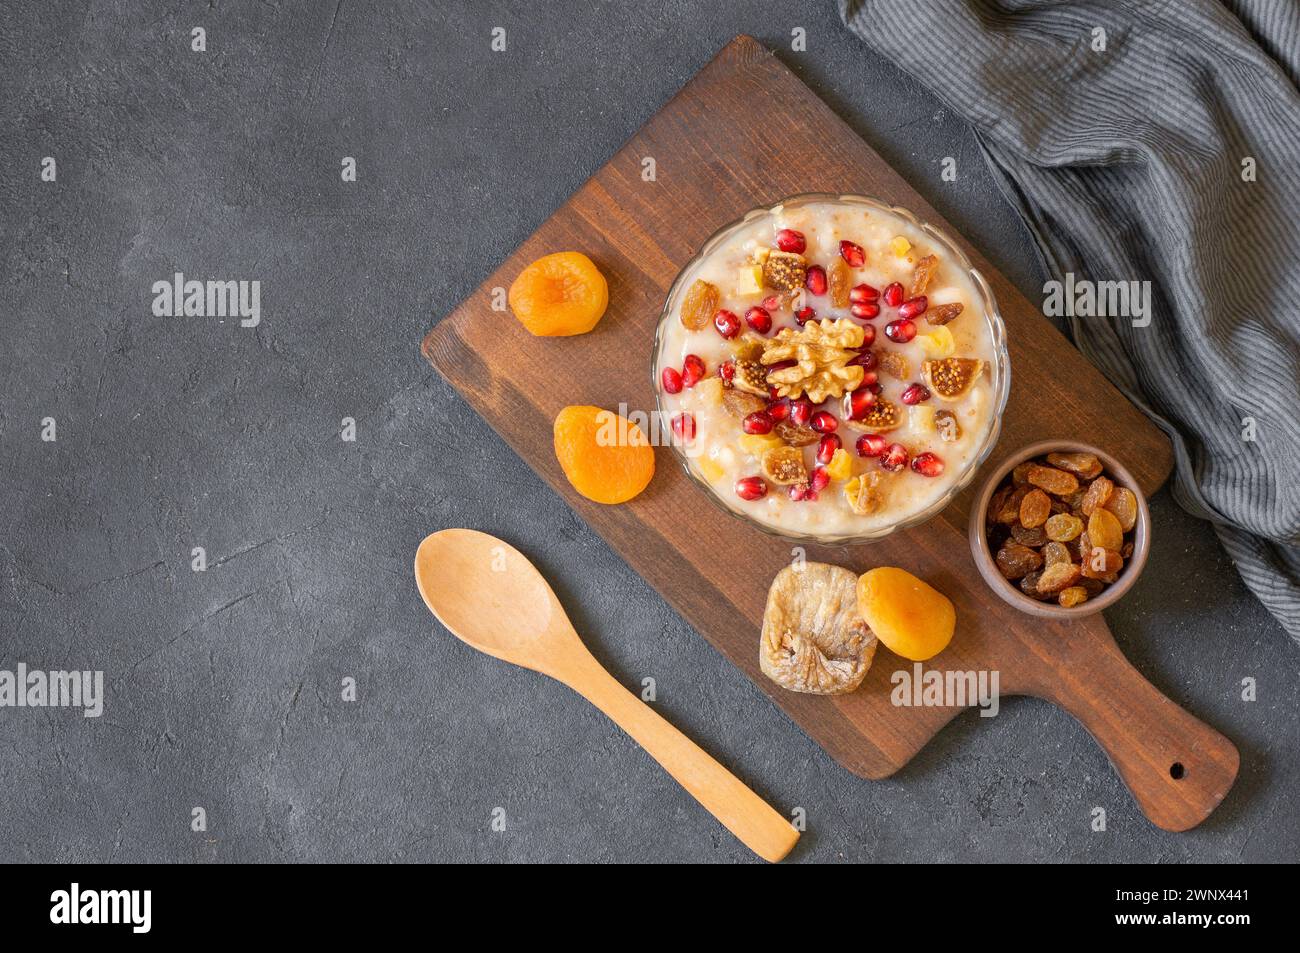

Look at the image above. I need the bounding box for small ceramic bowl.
[968,440,1151,618]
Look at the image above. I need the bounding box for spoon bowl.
[414,528,800,863]
[415,528,572,674]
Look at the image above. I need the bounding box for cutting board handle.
[1024,615,1239,831]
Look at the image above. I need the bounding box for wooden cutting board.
[421,35,1238,831]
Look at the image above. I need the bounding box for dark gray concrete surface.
[1,1,1296,864]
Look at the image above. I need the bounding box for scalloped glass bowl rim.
[651,193,1011,545]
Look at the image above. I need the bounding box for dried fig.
[760,563,878,695]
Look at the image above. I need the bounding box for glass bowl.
[651,193,1011,545]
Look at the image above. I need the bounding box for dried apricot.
[1104,487,1138,532]
[509,252,608,336]
[680,278,719,331]
[1088,508,1124,552]
[1020,489,1052,528]
[1044,513,1083,542]
[1080,475,1114,516]
[1026,464,1079,496]
[552,405,654,504]
[858,567,956,661]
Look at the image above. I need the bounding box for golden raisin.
[1045,513,1084,542]
[1080,476,1114,516]
[1103,486,1138,531]
[680,278,719,331]
[1019,489,1051,528]
[1058,586,1089,608]
[1026,464,1079,496]
[1088,508,1124,552]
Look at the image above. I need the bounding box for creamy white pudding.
[654,196,1007,540]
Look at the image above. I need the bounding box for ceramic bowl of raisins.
[968,440,1149,618]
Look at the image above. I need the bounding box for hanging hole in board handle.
[1170,762,1186,780]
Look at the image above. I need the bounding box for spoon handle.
[555,649,799,863]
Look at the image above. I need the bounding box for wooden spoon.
[414,528,800,863]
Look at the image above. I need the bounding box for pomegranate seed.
[714,309,741,339]
[735,476,768,501]
[661,367,683,394]
[885,318,917,343]
[719,360,736,382]
[851,301,881,320]
[810,411,838,434]
[883,282,904,307]
[839,240,865,267]
[879,443,909,472]
[795,306,817,325]
[843,386,877,420]
[775,229,806,254]
[743,411,774,435]
[682,354,705,387]
[744,306,772,334]
[809,467,831,492]
[805,265,827,296]
[762,294,782,311]
[789,399,813,426]
[850,283,879,303]
[671,413,696,442]
[768,385,781,400]
[861,370,879,387]
[766,399,791,422]
[848,348,878,371]
[787,482,810,502]
[855,433,887,458]
[816,434,842,465]
[901,382,931,405]
[911,451,945,478]
[860,324,877,346]
[898,296,928,320]
[767,358,797,373]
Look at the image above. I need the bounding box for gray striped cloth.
[840,0,1300,645]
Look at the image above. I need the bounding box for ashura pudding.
[654,196,1007,540]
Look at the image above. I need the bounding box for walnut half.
[760,319,866,404]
